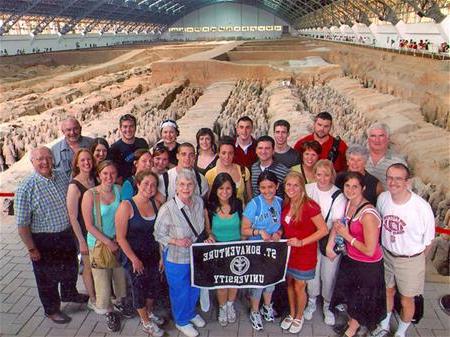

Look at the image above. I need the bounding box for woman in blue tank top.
[206,172,243,327]
[116,170,165,337]
[82,161,126,332]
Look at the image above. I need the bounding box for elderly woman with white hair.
[335,144,384,205]
[154,169,208,337]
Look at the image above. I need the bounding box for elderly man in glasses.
[51,117,93,177]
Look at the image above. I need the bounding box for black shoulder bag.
[318,190,342,256]
[179,204,208,243]
[328,136,341,163]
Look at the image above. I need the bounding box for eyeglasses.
[386,176,408,183]
[269,207,278,223]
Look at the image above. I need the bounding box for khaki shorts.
[383,248,425,297]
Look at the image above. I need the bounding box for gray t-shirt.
[273,147,300,168]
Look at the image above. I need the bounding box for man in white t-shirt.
[373,163,435,337]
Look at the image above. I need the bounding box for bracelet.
[252,229,256,236]
[350,238,356,246]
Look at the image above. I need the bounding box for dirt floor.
[0,38,448,224]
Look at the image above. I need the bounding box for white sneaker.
[259,303,275,322]
[142,321,164,337]
[323,307,335,325]
[303,300,316,320]
[190,314,206,328]
[226,301,237,323]
[249,311,263,331]
[176,323,199,337]
[289,317,304,334]
[218,304,228,327]
[148,312,165,325]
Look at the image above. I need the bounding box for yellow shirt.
[291,164,316,184]
[205,165,250,203]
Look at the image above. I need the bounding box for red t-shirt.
[282,200,321,271]
[233,138,257,169]
[293,134,348,173]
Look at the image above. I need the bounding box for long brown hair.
[284,171,310,222]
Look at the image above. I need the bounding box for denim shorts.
[287,267,315,281]
[249,285,275,300]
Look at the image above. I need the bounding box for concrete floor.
[0,215,448,337]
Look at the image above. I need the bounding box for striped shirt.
[154,195,205,264]
[51,136,93,177]
[15,170,70,233]
[251,160,289,197]
[366,150,406,188]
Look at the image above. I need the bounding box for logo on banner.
[230,256,250,275]
[190,240,290,289]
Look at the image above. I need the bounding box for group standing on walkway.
[15,113,435,337]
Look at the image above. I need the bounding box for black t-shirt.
[110,138,148,180]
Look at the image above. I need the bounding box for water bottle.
[334,217,347,255]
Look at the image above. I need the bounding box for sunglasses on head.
[269,207,278,223]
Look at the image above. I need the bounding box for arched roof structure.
[0,0,448,36]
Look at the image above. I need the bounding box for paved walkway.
[0,215,448,337]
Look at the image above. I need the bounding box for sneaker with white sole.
[280,315,294,330]
[303,300,316,320]
[370,325,390,337]
[323,307,335,325]
[289,317,304,334]
[87,298,98,311]
[227,301,237,323]
[260,303,275,322]
[105,312,121,332]
[218,304,228,327]
[250,311,263,331]
[142,321,164,337]
[176,323,199,337]
[190,314,206,328]
[148,312,165,325]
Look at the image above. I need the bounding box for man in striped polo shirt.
[251,135,289,198]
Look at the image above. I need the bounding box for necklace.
[347,199,365,219]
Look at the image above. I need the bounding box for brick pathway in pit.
[0,216,449,337]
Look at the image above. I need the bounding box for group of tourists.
[15,111,435,337]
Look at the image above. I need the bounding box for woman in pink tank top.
[327,172,386,337]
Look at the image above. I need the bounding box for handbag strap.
[177,198,199,238]
[324,190,342,223]
[91,188,103,232]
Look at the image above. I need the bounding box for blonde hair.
[284,171,309,222]
[313,159,336,183]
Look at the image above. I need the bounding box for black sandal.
[45,311,71,324]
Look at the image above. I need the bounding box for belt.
[385,249,423,258]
